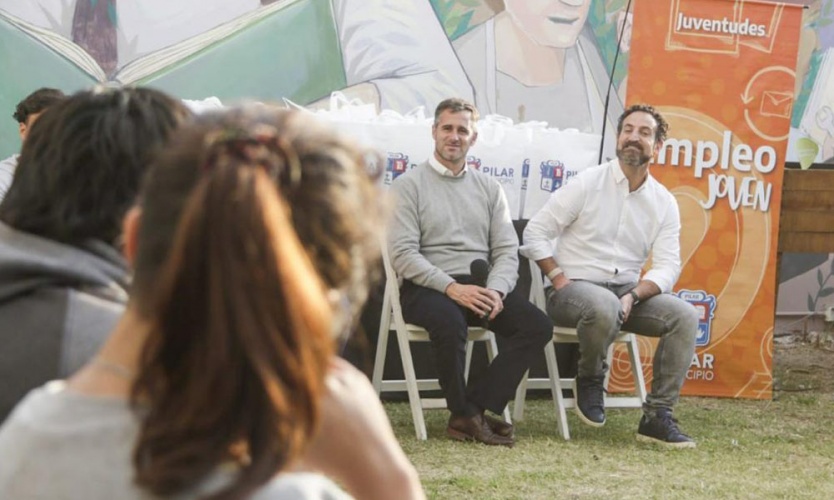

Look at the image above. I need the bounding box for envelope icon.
[760,90,794,119]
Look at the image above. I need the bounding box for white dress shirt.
[0,154,18,203]
[428,153,467,177]
[520,159,681,293]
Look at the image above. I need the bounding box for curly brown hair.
[12,87,65,124]
[616,103,669,144]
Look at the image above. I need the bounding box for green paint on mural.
[430,0,480,39]
[0,19,97,157]
[587,0,629,88]
[107,1,117,27]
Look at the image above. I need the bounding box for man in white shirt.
[521,104,698,448]
[0,88,65,203]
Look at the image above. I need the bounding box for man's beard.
[617,144,651,167]
[437,145,466,165]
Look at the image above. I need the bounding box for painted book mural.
[3,0,832,163]
[0,0,473,158]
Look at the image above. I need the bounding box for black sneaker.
[573,376,606,427]
[636,410,696,449]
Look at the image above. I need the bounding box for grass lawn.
[385,343,834,499]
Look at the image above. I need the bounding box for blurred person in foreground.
[0,87,190,421]
[0,105,424,499]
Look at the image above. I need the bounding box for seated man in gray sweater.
[389,97,552,447]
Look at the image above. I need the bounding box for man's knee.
[584,304,622,331]
[502,292,553,344]
[648,296,701,347]
[530,308,554,345]
[510,305,554,348]
[572,296,622,333]
[550,283,622,331]
[674,301,700,341]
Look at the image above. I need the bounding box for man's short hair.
[0,87,191,247]
[434,97,480,124]
[617,104,669,144]
[12,88,66,124]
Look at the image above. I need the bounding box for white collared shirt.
[428,153,467,177]
[520,159,681,292]
[0,154,19,203]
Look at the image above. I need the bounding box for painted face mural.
[504,0,592,48]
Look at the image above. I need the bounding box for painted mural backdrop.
[4,1,833,163]
[2,0,833,394]
[431,0,834,167]
[0,0,473,158]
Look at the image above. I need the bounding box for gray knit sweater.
[389,161,519,295]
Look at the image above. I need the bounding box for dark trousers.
[400,279,552,417]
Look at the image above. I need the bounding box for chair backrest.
[379,237,408,329]
[528,259,548,311]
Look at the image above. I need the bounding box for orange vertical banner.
[625,0,803,399]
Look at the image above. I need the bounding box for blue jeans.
[546,281,698,416]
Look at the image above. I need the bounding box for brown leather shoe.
[484,414,514,438]
[447,413,514,447]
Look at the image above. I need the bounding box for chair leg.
[544,342,570,440]
[603,342,615,392]
[484,333,512,424]
[371,286,393,394]
[626,335,648,403]
[371,319,390,395]
[464,340,474,384]
[394,328,428,440]
[512,370,530,422]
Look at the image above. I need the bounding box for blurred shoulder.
[252,472,353,500]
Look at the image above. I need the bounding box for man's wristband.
[628,290,640,304]
[546,267,563,281]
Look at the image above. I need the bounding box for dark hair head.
[0,86,191,246]
[617,103,669,144]
[434,97,480,124]
[12,87,66,124]
[130,105,384,499]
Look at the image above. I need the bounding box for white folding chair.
[371,243,511,440]
[513,259,648,440]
